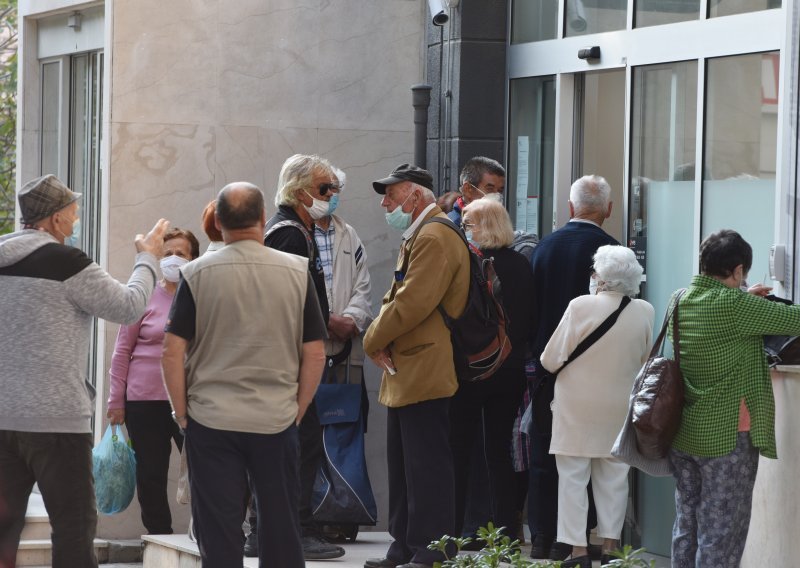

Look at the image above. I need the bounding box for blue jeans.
[0,430,98,568]
[669,432,759,568]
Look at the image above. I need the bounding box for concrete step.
[19,515,52,541]
[15,539,108,567]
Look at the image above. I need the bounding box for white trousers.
[555,454,630,546]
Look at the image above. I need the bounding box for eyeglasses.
[460,222,475,231]
[319,182,342,196]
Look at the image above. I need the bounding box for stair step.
[19,516,52,541]
[16,539,109,567]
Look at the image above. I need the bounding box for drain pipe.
[411,84,432,170]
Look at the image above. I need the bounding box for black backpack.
[419,217,512,382]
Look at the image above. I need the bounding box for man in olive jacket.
[363,164,470,568]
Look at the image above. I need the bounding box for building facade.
[15,0,800,563]
[423,0,800,563]
[16,0,428,539]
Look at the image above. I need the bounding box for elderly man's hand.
[328,313,359,342]
[135,218,170,258]
[369,348,396,375]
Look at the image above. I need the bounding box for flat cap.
[19,175,81,225]
[372,163,434,194]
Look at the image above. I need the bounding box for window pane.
[635,0,700,28]
[508,76,556,238]
[702,52,778,282]
[41,61,60,176]
[629,61,697,331]
[565,0,626,37]
[512,0,558,43]
[709,0,780,18]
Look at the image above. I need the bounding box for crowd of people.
[0,156,797,568]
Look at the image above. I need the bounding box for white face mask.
[304,192,332,220]
[589,274,599,295]
[160,255,188,283]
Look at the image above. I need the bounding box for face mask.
[303,192,333,220]
[465,230,475,244]
[385,192,414,231]
[326,193,339,216]
[484,192,504,206]
[59,216,81,248]
[589,274,598,295]
[160,255,188,283]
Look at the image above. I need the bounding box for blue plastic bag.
[92,425,137,515]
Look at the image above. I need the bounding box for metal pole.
[411,84,432,169]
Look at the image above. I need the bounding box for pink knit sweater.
[107,284,173,409]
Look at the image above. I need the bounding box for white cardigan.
[542,291,654,458]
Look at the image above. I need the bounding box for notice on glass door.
[515,136,534,232]
[515,196,538,234]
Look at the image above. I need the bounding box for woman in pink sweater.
[107,227,199,534]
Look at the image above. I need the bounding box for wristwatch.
[171,411,186,426]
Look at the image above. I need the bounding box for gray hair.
[593,245,643,297]
[275,154,334,207]
[570,174,611,215]
[459,156,506,186]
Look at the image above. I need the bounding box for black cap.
[372,163,434,194]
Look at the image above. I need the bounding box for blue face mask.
[385,192,414,231]
[465,230,474,243]
[64,219,81,248]
[327,193,340,216]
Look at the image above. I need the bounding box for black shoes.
[301,534,345,560]
[549,540,572,561]
[364,557,400,568]
[529,534,554,559]
[562,554,592,568]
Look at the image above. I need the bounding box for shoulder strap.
[264,219,314,260]
[649,288,687,360]
[553,295,632,375]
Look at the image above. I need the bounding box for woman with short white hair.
[541,245,654,568]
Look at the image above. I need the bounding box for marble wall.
[99,0,425,539]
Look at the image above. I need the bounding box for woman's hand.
[107,408,125,425]
[747,283,772,297]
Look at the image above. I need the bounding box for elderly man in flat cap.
[363,164,470,568]
[0,175,168,568]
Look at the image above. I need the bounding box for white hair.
[570,174,611,215]
[333,167,346,190]
[274,154,333,207]
[593,245,643,297]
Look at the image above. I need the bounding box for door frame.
[507,5,795,297]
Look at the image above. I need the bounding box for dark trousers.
[0,430,98,568]
[248,398,323,538]
[450,368,526,538]
[527,429,559,538]
[298,398,324,533]
[186,419,302,568]
[386,398,455,565]
[125,400,183,534]
[527,370,597,542]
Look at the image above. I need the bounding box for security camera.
[428,0,449,26]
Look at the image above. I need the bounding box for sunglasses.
[319,182,342,196]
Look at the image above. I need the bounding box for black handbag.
[531,295,631,434]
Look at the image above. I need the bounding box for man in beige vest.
[162,182,327,567]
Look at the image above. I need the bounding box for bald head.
[216,182,265,231]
